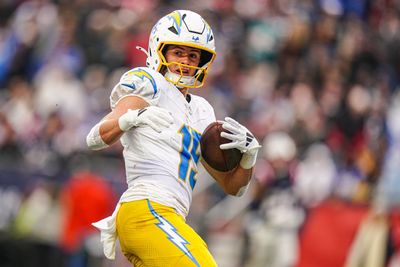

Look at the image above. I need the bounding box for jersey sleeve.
[110,68,160,109]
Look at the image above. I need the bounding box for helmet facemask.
[157,43,214,88]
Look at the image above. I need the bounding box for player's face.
[165,45,201,76]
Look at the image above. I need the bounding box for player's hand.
[220,117,261,153]
[220,117,261,169]
[118,106,174,133]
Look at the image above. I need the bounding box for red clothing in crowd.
[60,171,116,252]
[296,199,369,267]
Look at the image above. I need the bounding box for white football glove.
[220,117,261,169]
[118,106,173,133]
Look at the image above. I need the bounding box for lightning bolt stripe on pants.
[146,200,201,267]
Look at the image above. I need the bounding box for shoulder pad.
[110,67,164,109]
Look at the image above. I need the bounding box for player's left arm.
[202,159,254,196]
[202,117,261,196]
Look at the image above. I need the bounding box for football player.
[86,10,260,267]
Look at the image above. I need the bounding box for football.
[200,121,243,172]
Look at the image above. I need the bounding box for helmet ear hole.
[161,44,169,57]
[197,72,205,83]
[199,51,213,68]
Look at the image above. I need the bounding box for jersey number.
[178,125,201,190]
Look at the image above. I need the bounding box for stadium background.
[1,0,400,266]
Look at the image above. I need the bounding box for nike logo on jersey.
[121,82,136,90]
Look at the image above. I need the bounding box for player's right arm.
[86,68,173,150]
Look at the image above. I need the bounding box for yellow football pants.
[116,199,218,267]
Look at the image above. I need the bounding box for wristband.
[240,149,258,169]
[86,122,109,150]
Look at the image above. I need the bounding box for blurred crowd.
[1,0,400,266]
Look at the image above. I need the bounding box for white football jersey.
[110,67,216,217]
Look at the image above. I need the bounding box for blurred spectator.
[295,198,369,267]
[11,179,62,267]
[289,83,326,156]
[344,211,389,267]
[1,77,38,143]
[0,0,59,85]
[23,111,65,176]
[244,132,304,267]
[375,90,400,211]
[388,211,400,267]
[0,111,21,169]
[294,143,336,207]
[60,171,116,267]
[13,180,60,243]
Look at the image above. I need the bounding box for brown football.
[200,121,242,172]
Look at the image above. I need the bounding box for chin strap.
[164,69,196,88]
